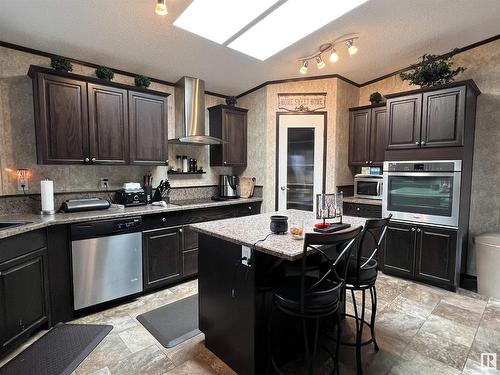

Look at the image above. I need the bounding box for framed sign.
[277,93,327,112]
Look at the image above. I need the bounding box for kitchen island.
[190,210,367,375]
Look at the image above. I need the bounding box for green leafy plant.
[225,96,237,106]
[400,49,465,87]
[369,92,383,104]
[134,75,151,88]
[50,56,73,72]
[95,66,114,81]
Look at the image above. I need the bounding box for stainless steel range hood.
[169,76,225,145]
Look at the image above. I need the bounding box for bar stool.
[343,215,391,375]
[267,226,363,375]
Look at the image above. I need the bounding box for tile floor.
[1,274,499,375]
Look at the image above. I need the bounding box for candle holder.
[313,192,350,233]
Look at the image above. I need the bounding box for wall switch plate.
[99,177,109,190]
[241,245,251,267]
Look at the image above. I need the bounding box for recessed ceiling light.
[228,0,368,60]
[174,0,280,44]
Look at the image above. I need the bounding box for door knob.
[280,186,289,191]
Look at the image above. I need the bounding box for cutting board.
[240,176,256,198]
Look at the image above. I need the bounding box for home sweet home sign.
[277,93,327,112]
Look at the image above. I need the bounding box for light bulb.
[315,55,326,69]
[299,60,309,74]
[329,49,339,63]
[346,40,358,55]
[155,0,168,15]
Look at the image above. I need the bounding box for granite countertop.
[0,197,263,240]
[343,196,383,206]
[190,209,368,261]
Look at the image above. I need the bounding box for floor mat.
[137,294,200,348]
[0,323,112,375]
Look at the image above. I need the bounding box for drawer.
[0,229,47,263]
[182,206,235,224]
[183,248,198,277]
[343,202,381,218]
[234,202,261,217]
[142,212,185,230]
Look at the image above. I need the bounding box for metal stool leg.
[302,317,311,374]
[309,318,320,375]
[369,285,379,351]
[334,312,342,375]
[355,290,366,375]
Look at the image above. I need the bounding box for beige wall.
[357,39,500,275]
[238,78,359,212]
[0,46,229,195]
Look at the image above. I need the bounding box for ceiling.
[1,0,499,96]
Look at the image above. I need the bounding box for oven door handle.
[377,182,382,197]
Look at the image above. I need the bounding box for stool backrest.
[351,215,392,283]
[300,226,363,311]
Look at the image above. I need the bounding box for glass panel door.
[286,128,315,211]
[278,114,324,213]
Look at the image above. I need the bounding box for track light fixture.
[315,55,326,69]
[155,0,168,16]
[297,34,359,74]
[299,60,309,75]
[346,39,358,55]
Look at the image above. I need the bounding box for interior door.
[277,114,324,213]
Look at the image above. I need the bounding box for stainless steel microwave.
[382,160,462,227]
[354,174,383,200]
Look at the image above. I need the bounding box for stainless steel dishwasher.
[71,217,143,310]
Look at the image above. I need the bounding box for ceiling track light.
[155,0,168,16]
[297,34,360,74]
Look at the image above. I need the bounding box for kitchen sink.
[0,221,32,230]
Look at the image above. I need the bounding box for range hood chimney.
[169,76,225,145]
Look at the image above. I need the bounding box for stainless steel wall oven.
[383,160,462,227]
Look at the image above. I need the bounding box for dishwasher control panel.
[71,217,143,241]
[115,218,142,231]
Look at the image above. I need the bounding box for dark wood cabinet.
[386,94,421,150]
[381,221,457,289]
[182,226,199,277]
[0,248,49,353]
[33,73,89,164]
[385,82,478,152]
[415,226,457,284]
[143,226,183,291]
[421,86,465,148]
[382,223,415,277]
[343,202,381,218]
[88,83,129,164]
[29,65,170,166]
[128,91,169,166]
[348,104,386,166]
[209,105,248,167]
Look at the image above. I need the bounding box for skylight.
[173,0,280,45]
[228,0,368,60]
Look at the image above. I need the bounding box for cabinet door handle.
[84,157,90,163]
[411,227,416,231]
[416,228,421,232]
[356,207,360,211]
[0,271,2,277]
[179,228,183,233]
[421,141,426,146]
[365,160,369,164]
[223,161,227,165]
[91,157,96,163]
[415,141,420,146]
[161,217,167,223]
[369,161,373,164]
[166,160,169,165]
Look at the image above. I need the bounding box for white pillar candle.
[40,179,54,213]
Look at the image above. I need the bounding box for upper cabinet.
[209,105,248,167]
[349,104,386,166]
[128,91,168,166]
[386,81,479,151]
[29,65,169,165]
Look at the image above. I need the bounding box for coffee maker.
[218,175,240,199]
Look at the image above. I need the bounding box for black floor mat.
[0,323,112,375]
[137,294,200,348]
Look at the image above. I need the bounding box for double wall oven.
[383,160,462,227]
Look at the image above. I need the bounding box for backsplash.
[0,185,263,216]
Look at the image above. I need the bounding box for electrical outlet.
[17,177,28,192]
[99,177,109,190]
[241,246,251,267]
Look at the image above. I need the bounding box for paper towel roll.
[40,179,54,213]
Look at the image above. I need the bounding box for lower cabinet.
[143,226,183,291]
[0,248,50,353]
[381,221,457,289]
[182,226,199,277]
[343,202,382,218]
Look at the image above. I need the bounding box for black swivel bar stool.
[267,226,363,375]
[342,215,391,375]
